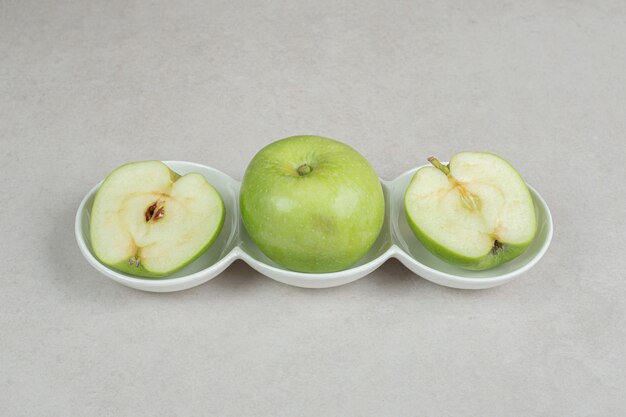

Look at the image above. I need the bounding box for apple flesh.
[240,135,385,273]
[404,152,536,270]
[90,161,224,277]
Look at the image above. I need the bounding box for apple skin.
[108,259,169,278]
[90,161,225,278]
[240,135,384,273]
[404,215,533,270]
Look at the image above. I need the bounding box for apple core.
[145,201,166,222]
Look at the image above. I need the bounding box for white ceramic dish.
[75,161,553,292]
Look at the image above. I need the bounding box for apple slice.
[90,161,224,277]
[404,152,536,270]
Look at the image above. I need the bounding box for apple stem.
[296,163,313,176]
[428,157,450,176]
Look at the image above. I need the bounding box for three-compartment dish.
[75,160,552,292]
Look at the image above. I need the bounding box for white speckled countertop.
[1,0,625,415]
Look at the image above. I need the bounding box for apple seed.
[145,202,165,222]
[154,207,165,220]
[145,203,157,221]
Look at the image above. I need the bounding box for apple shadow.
[195,259,267,293]
[366,257,507,295]
[367,257,425,287]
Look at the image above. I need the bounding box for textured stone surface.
[1,0,625,415]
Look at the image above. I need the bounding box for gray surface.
[1,0,625,415]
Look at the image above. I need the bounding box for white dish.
[75,161,553,292]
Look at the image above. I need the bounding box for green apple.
[240,135,385,273]
[90,161,224,277]
[404,152,536,270]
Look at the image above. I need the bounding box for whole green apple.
[240,135,385,273]
[404,152,536,270]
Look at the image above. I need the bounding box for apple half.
[90,161,225,277]
[404,152,536,270]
